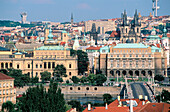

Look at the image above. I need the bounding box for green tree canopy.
[154,75,164,82]
[53,64,67,78]
[70,49,89,74]
[80,76,88,83]
[19,80,66,112]
[95,74,107,86]
[71,76,80,84]
[103,93,113,104]
[1,101,14,112]
[67,100,83,112]
[40,71,51,82]
[87,74,96,84]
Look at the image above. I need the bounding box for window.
[0,84,1,88]
[136,61,138,67]
[70,87,73,90]
[136,55,138,57]
[149,54,151,57]
[44,62,46,69]
[69,72,71,76]
[1,63,4,68]
[0,98,1,102]
[17,64,19,69]
[10,97,12,101]
[36,64,38,68]
[36,72,38,77]
[142,55,144,57]
[130,54,132,57]
[6,83,8,87]
[155,50,159,52]
[3,83,5,88]
[52,62,55,68]
[94,87,97,90]
[86,87,89,90]
[123,61,126,67]
[10,63,12,68]
[3,97,5,102]
[10,90,12,94]
[123,54,125,57]
[6,90,8,95]
[129,60,132,67]
[48,62,51,69]
[69,64,71,68]
[40,64,42,68]
[149,60,151,67]
[0,90,1,95]
[117,60,119,67]
[14,89,16,94]
[28,64,30,68]
[5,63,8,69]
[78,87,81,90]
[3,90,5,95]
[102,50,106,53]
[10,83,12,87]
[142,60,145,68]
[117,55,119,57]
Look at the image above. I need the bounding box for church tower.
[90,23,98,45]
[71,13,73,26]
[44,23,49,41]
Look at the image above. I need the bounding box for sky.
[0,0,170,22]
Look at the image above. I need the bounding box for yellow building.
[94,43,167,77]
[0,73,16,110]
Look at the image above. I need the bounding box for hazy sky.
[0,0,169,22]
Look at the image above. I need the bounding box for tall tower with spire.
[71,13,73,26]
[90,23,98,45]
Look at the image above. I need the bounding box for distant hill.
[0,20,36,27]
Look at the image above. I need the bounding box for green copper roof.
[151,46,161,52]
[62,30,67,33]
[36,46,65,50]
[113,43,149,48]
[15,52,23,55]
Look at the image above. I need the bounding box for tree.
[31,76,39,84]
[71,76,80,84]
[80,76,88,83]
[68,100,83,112]
[70,49,89,74]
[40,71,51,82]
[0,68,31,87]
[53,64,67,78]
[19,80,66,112]
[95,74,107,86]
[87,74,96,84]
[1,101,14,112]
[103,93,113,104]
[154,75,164,82]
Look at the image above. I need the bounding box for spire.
[91,23,96,33]
[71,13,73,26]
[122,10,127,26]
[134,9,139,26]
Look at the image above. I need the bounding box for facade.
[146,28,160,44]
[119,10,141,43]
[85,20,115,35]
[0,28,78,81]
[0,73,16,110]
[94,43,167,77]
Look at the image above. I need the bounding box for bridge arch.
[148,70,152,76]
[129,70,133,76]
[141,70,146,76]
[116,70,120,76]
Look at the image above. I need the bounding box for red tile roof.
[86,46,102,50]
[110,31,120,37]
[167,33,170,37]
[0,72,14,80]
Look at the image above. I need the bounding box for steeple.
[133,9,139,26]
[47,26,54,41]
[122,10,127,26]
[71,13,73,26]
[73,35,80,50]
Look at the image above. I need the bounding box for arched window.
[44,62,47,69]
[17,64,19,69]
[137,28,139,33]
[1,63,4,68]
[126,28,127,33]
[28,64,30,68]
[48,62,51,69]
[5,63,8,69]
[10,63,12,68]
[69,64,71,68]
[69,72,71,76]
[52,62,55,68]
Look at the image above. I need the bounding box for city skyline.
[0,0,170,22]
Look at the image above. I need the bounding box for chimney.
[142,101,145,105]
[130,100,133,112]
[117,95,120,101]
[139,95,143,100]
[88,104,91,111]
[105,103,108,110]
[145,96,148,101]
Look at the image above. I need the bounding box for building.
[90,23,98,45]
[0,73,16,110]
[94,43,167,77]
[119,10,141,43]
[85,20,115,35]
[0,28,78,81]
[83,98,170,112]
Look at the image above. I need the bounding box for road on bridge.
[130,83,152,102]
